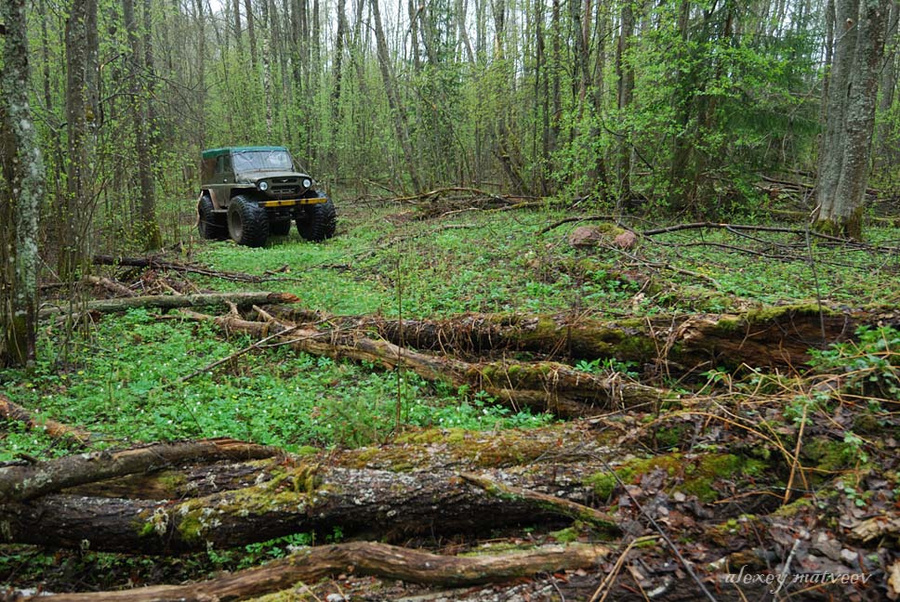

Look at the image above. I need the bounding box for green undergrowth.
[187,204,900,318]
[0,309,551,462]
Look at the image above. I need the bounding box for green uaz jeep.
[197,146,336,247]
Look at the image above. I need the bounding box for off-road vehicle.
[197,146,336,247]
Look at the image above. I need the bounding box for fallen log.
[273,304,893,373]
[0,438,280,503]
[22,542,608,602]
[183,311,669,416]
[38,292,300,318]
[92,255,268,283]
[0,394,92,446]
[0,461,609,552]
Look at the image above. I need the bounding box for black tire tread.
[198,194,228,240]
[297,198,337,242]
[228,195,270,247]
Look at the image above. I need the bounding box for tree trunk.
[123,0,162,249]
[18,542,607,602]
[273,303,890,373]
[185,310,668,417]
[39,292,300,318]
[245,0,258,70]
[370,0,422,192]
[616,0,635,201]
[816,0,891,239]
[1,462,596,552]
[0,0,45,367]
[60,0,98,280]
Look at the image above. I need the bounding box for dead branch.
[22,542,607,602]
[38,292,300,318]
[0,438,280,503]
[83,276,136,297]
[537,215,618,235]
[183,311,668,417]
[0,394,91,446]
[460,472,620,533]
[93,255,268,283]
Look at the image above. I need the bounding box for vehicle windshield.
[232,150,295,173]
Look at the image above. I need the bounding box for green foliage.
[808,326,900,398]
[0,305,550,461]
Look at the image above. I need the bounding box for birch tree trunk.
[816,0,891,239]
[0,0,46,367]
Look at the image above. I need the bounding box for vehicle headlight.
[303,178,312,189]
[258,181,269,191]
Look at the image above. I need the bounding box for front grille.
[271,186,300,198]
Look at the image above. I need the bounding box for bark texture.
[185,310,668,417]
[20,542,607,602]
[816,0,892,238]
[0,0,44,367]
[39,292,300,318]
[274,303,894,373]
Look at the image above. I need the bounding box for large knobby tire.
[227,195,270,247]
[270,220,292,236]
[297,199,337,242]
[197,194,227,240]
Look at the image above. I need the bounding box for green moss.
[772,497,815,518]
[549,525,582,543]
[587,452,766,503]
[802,437,859,472]
[156,472,187,493]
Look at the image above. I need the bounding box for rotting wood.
[459,472,620,533]
[0,438,280,503]
[93,254,270,283]
[38,291,300,318]
[181,310,669,417]
[272,303,895,373]
[0,460,607,552]
[19,542,608,602]
[0,394,92,446]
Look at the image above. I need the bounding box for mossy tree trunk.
[274,304,896,374]
[0,0,45,367]
[185,310,668,417]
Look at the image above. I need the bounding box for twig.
[588,536,657,602]
[175,325,301,385]
[460,472,620,533]
[589,454,719,602]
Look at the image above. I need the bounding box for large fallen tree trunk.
[22,542,608,602]
[0,424,633,553]
[274,303,895,373]
[0,458,616,553]
[183,310,669,417]
[39,292,300,318]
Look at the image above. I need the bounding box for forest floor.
[2,194,900,601]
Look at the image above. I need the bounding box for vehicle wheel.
[297,199,337,242]
[270,220,292,236]
[198,194,227,240]
[227,195,270,247]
